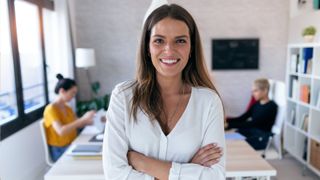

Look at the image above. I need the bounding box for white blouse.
[103,81,226,180]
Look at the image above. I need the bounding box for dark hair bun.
[56,74,64,80]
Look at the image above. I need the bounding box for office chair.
[262,80,286,159]
[39,119,54,167]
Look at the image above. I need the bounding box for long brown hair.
[129,4,220,123]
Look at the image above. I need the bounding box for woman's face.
[60,86,78,102]
[149,17,191,79]
[252,85,267,101]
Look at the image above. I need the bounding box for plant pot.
[303,35,315,42]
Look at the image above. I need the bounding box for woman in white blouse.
[103,3,225,180]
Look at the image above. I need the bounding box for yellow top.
[43,104,77,147]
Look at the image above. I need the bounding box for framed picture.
[314,0,320,10]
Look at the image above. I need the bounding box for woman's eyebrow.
[175,35,188,39]
[152,34,189,39]
[152,34,165,38]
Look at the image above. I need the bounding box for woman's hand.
[127,151,146,172]
[80,110,95,126]
[190,143,223,167]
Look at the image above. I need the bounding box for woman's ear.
[58,88,65,95]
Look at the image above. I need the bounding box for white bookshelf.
[284,43,320,177]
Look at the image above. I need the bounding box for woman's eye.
[176,39,186,44]
[154,39,164,44]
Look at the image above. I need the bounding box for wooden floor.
[268,154,319,180]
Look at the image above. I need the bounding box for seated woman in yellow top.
[44,74,95,162]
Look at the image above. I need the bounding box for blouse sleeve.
[43,105,60,128]
[102,85,154,180]
[168,93,226,180]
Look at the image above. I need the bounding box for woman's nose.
[164,43,174,52]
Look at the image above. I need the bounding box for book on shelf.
[290,54,299,73]
[306,60,312,74]
[303,137,308,161]
[298,59,304,74]
[302,48,313,74]
[300,85,310,103]
[301,113,309,132]
[291,78,299,100]
[290,109,296,125]
[303,48,313,61]
[302,58,313,74]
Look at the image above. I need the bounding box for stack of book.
[66,144,103,160]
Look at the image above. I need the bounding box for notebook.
[225,132,246,140]
[66,144,103,156]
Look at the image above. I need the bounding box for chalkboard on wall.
[211,38,259,70]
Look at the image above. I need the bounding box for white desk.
[45,127,276,180]
[226,140,276,179]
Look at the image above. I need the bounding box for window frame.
[0,0,54,140]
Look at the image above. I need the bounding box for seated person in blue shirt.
[225,78,278,150]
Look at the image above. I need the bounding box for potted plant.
[76,81,110,117]
[76,93,110,117]
[302,26,317,42]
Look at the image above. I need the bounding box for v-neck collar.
[157,86,194,138]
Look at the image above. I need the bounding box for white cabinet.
[284,43,320,176]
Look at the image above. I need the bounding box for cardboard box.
[310,140,320,170]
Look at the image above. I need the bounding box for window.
[0,0,56,140]
[15,1,46,113]
[43,9,59,102]
[43,7,75,103]
[0,0,18,124]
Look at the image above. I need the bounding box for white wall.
[71,0,290,116]
[289,0,320,43]
[0,121,47,180]
[182,0,289,115]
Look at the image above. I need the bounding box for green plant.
[302,26,317,36]
[91,81,100,97]
[76,93,110,117]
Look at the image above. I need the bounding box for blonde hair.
[254,78,270,92]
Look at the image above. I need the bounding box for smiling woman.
[103,2,226,180]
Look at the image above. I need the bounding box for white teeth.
[161,59,178,64]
